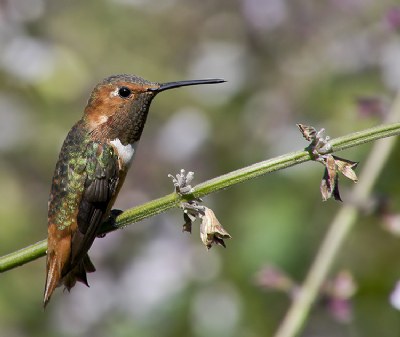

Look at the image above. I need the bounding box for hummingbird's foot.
[168,169,195,195]
[97,209,123,238]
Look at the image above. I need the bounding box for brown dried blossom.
[169,169,231,249]
[297,124,358,201]
[199,207,232,249]
[319,155,358,201]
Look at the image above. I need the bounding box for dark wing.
[70,141,119,267]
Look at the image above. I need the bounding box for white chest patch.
[110,138,137,167]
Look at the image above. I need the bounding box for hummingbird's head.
[84,74,157,129]
[84,74,225,143]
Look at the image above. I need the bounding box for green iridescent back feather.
[48,119,119,271]
[48,120,90,231]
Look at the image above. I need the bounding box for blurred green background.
[1,0,400,336]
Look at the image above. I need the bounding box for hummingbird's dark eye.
[118,87,132,98]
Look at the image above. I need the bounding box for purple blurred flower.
[255,265,297,297]
[386,7,400,31]
[356,96,387,118]
[324,270,357,323]
[327,297,353,323]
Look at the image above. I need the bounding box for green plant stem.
[273,93,400,337]
[1,121,400,273]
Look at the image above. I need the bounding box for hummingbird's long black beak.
[149,78,226,93]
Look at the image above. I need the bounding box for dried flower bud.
[297,123,353,201]
[199,207,232,249]
[297,124,317,142]
[320,177,330,202]
[320,154,341,201]
[319,154,358,201]
[297,123,332,155]
[334,156,358,183]
[168,169,195,195]
[182,213,193,233]
[332,175,341,201]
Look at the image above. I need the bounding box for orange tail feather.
[44,252,61,308]
[44,252,96,307]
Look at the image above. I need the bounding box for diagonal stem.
[1,120,400,273]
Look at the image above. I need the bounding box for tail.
[44,250,61,308]
[63,254,96,291]
[44,253,96,308]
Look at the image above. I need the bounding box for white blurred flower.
[156,108,210,162]
[110,0,176,12]
[189,41,246,105]
[1,36,55,83]
[241,0,288,30]
[190,282,242,337]
[118,230,191,319]
[0,95,31,150]
[390,281,400,310]
[380,39,400,91]
[3,0,45,23]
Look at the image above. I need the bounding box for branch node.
[168,169,231,249]
[297,124,333,158]
[297,124,358,201]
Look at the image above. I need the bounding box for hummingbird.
[44,74,225,306]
